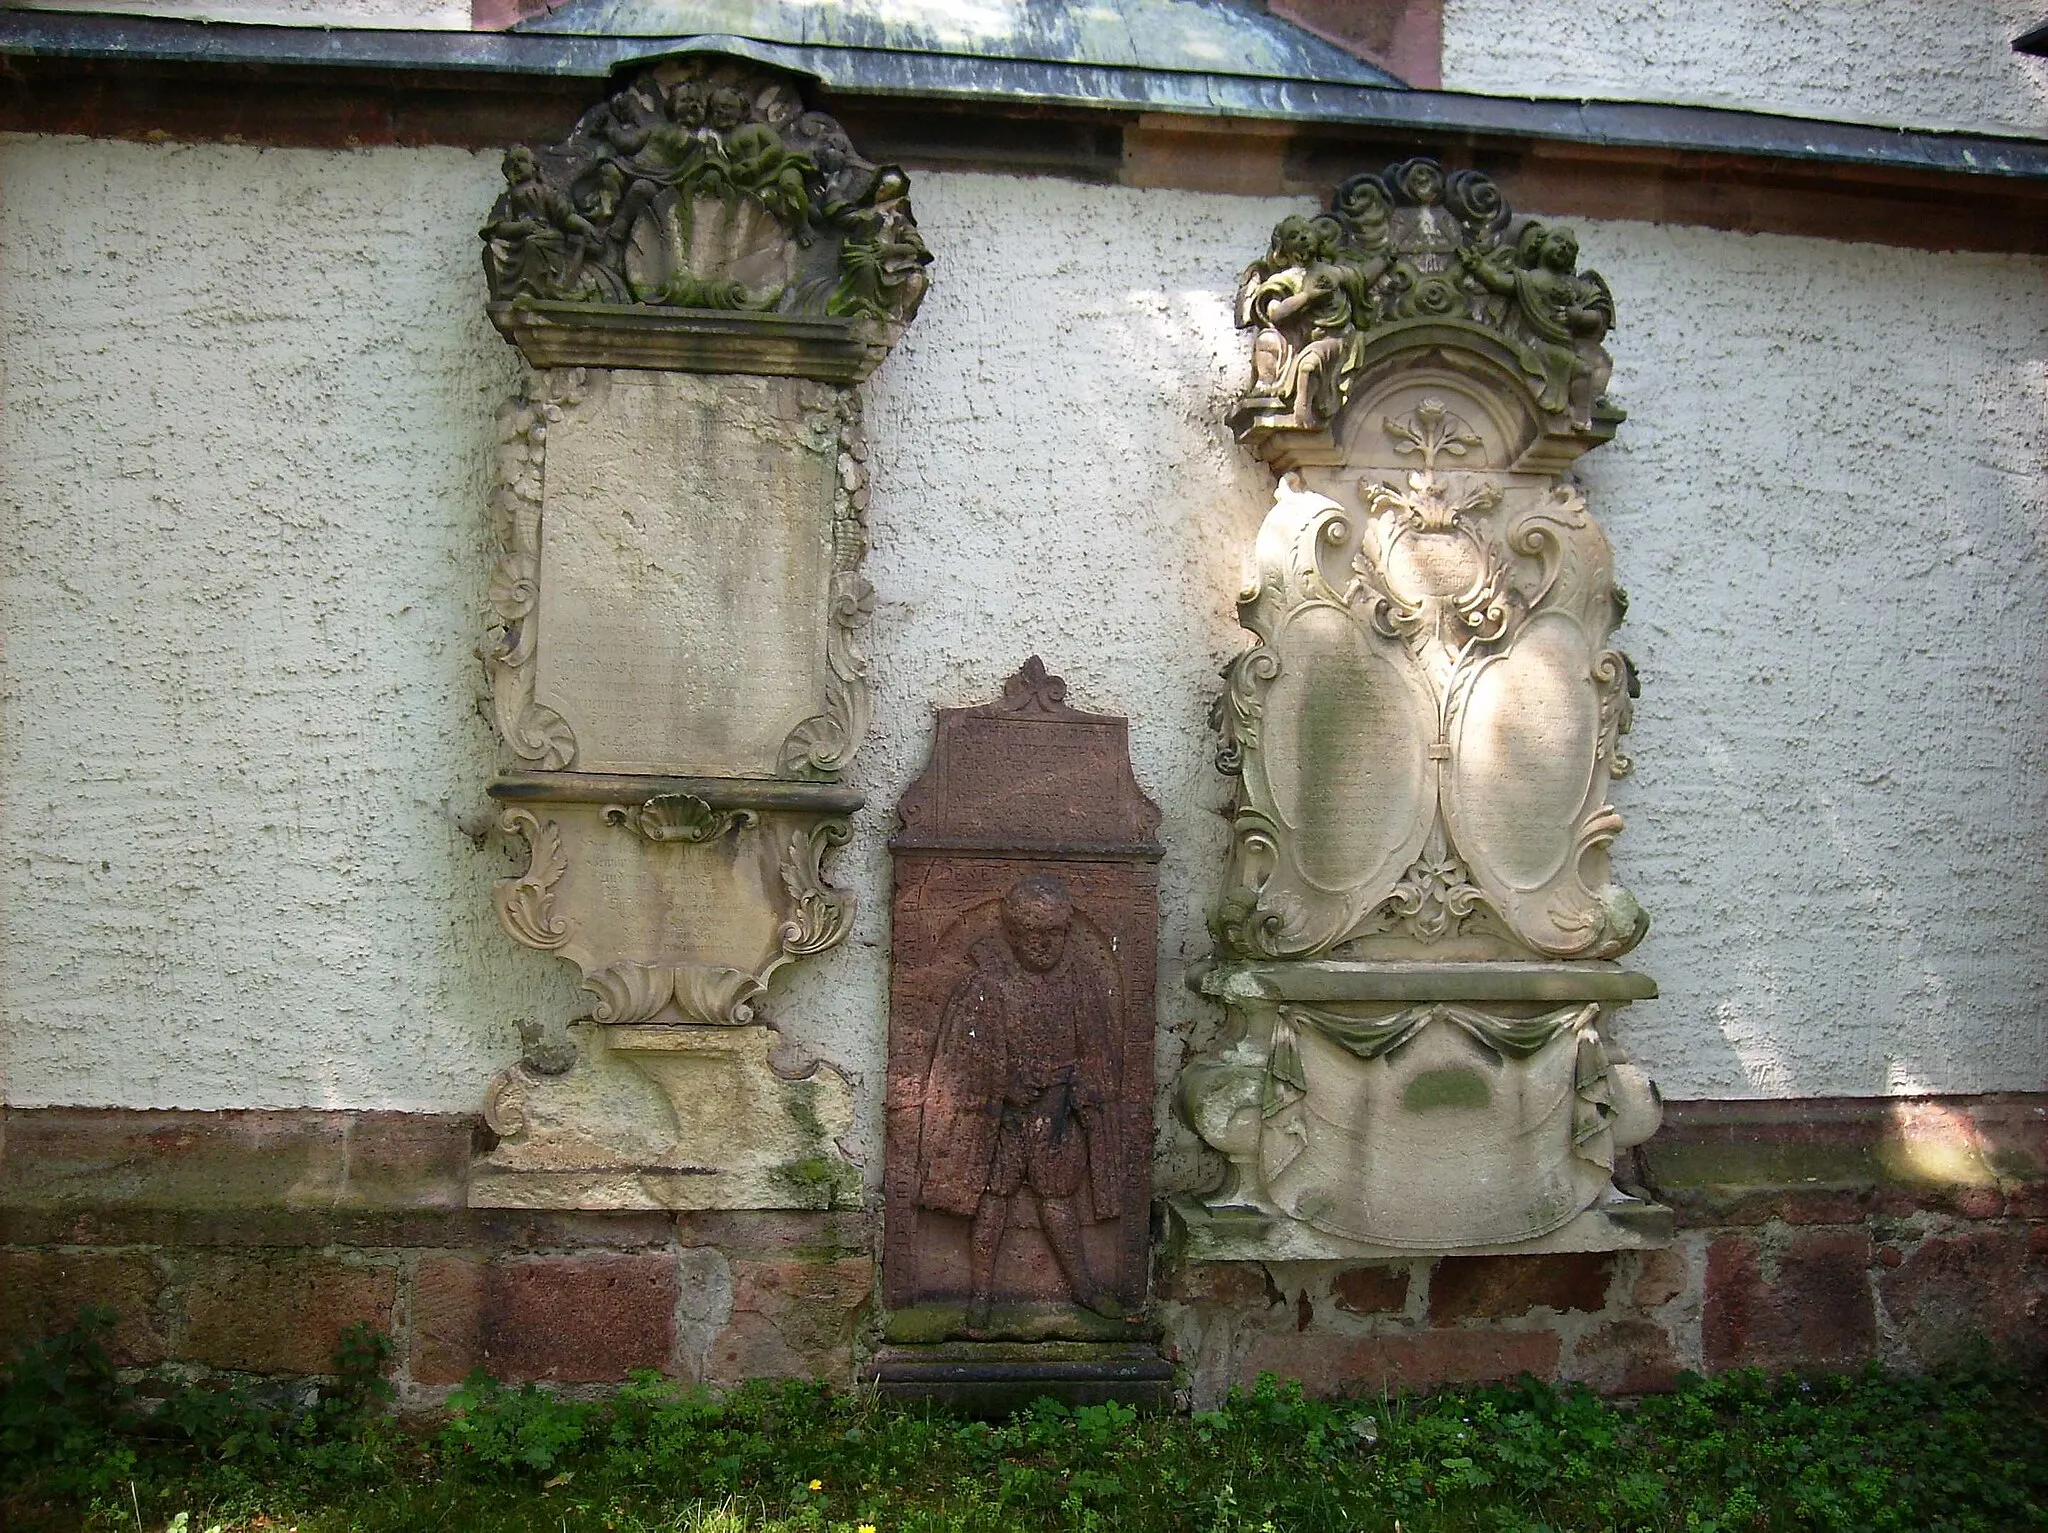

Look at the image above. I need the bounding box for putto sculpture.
[1178,158,1666,1260]
[1232,158,1612,435]
[482,61,928,374]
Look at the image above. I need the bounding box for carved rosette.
[471,55,923,1213]
[1179,158,1665,1259]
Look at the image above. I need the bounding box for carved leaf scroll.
[495,809,572,950]
[483,371,583,770]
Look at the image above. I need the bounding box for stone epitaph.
[1175,159,1668,1260]
[469,58,928,1211]
[876,660,1171,1408]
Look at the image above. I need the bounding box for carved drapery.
[471,58,925,1213]
[1177,159,1666,1259]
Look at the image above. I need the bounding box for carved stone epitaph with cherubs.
[882,661,1163,1353]
[470,57,927,1212]
[1176,158,1669,1260]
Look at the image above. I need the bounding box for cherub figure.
[1238,214,1381,427]
[723,120,816,231]
[481,147,602,301]
[1469,221,1614,418]
[829,167,931,322]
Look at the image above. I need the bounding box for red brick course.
[181,1253,397,1374]
[412,1253,678,1384]
[1430,1253,1614,1324]
[1703,1229,1875,1373]
[1241,1327,1562,1396]
[0,1249,169,1366]
[1332,1265,1409,1316]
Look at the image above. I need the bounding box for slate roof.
[515,0,1402,88]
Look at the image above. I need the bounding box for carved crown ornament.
[1175,156,1665,1260]
[482,58,930,380]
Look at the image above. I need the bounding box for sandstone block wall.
[5,1096,2040,1404]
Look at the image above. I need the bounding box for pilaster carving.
[470,56,925,1213]
[1178,159,1666,1260]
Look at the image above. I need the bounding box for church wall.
[1441,0,2048,139]
[2,133,2045,1396]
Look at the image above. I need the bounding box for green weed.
[2,1312,2043,1532]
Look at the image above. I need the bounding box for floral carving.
[494,809,572,951]
[1365,839,1499,944]
[482,370,583,769]
[1233,156,1616,433]
[601,793,758,843]
[481,60,930,337]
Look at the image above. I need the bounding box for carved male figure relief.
[916,876,1124,1329]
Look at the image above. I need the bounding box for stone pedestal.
[877,660,1164,1400]
[468,57,927,1212]
[1177,159,1668,1261]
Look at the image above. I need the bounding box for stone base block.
[1168,1192,1673,1263]
[868,1341,1174,1414]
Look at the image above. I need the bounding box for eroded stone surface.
[472,56,921,1213]
[533,372,839,777]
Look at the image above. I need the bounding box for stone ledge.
[1168,1194,1673,1262]
[488,301,890,381]
[1197,960,1659,1004]
[1644,1093,2048,1217]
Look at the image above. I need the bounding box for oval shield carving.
[1261,604,1432,896]
[1447,611,1599,892]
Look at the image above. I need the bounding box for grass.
[3,1313,2045,1532]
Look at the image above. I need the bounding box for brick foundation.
[2,1095,2042,1405]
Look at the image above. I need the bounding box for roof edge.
[4,11,2047,182]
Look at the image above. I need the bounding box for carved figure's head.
[1268,215,1327,268]
[502,146,537,185]
[1540,228,1580,272]
[1001,876,1073,973]
[708,86,749,130]
[668,82,707,127]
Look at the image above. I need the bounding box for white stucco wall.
[2,137,2044,1126]
[1443,0,2048,138]
[11,0,470,27]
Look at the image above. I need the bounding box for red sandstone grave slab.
[882,659,1161,1348]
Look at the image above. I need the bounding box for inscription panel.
[535,371,836,776]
